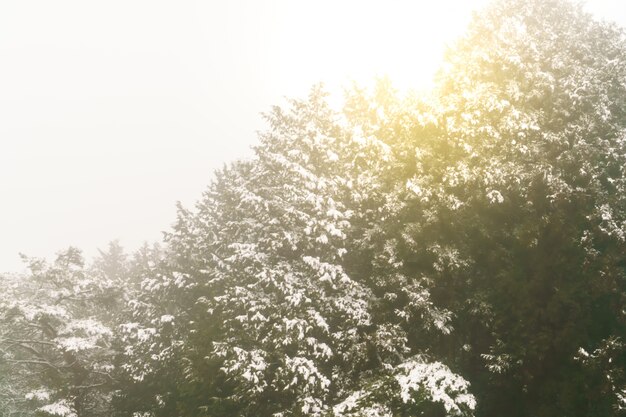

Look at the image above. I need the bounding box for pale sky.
[0,0,623,272]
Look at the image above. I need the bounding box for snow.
[486,190,504,204]
[39,399,77,417]
[395,359,475,415]
[25,389,51,401]
[160,315,175,323]
[55,336,97,353]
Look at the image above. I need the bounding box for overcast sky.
[0,0,623,272]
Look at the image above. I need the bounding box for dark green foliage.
[369,0,626,415]
[3,0,626,416]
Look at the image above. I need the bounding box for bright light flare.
[270,0,492,97]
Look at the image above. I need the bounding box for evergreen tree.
[371,0,626,415]
[117,88,475,416]
[5,1,626,416]
[0,249,119,416]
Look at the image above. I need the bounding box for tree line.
[1,0,625,415]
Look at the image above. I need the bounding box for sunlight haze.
[0,0,623,272]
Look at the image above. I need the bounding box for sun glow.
[0,0,569,272]
[269,0,492,98]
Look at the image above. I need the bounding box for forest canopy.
[1,0,626,416]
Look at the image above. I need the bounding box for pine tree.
[373,0,626,415]
[118,87,475,416]
[0,249,119,416]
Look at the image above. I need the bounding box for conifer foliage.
[1,0,625,416]
[0,249,118,417]
[118,88,474,416]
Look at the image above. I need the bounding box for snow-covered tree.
[0,249,118,416]
[373,0,626,415]
[117,87,475,416]
[5,1,625,416]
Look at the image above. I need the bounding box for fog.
[0,0,622,272]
